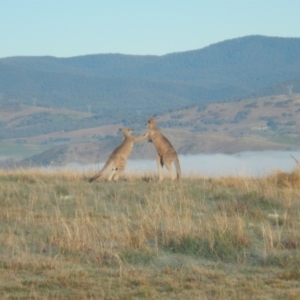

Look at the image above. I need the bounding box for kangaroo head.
[119,128,132,136]
[145,116,156,127]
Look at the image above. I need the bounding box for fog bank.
[67,151,300,177]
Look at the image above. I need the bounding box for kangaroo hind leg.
[112,159,126,182]
[156,154,164,181]
[164,160,176,180]
[89,161,112,182]
[112,166,125,182]
[107,167,118,181]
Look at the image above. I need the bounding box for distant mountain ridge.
[1,35,300,117]
[3,35,300,84]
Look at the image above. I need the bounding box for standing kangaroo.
[143,116,181,181]
[89,128,144,182]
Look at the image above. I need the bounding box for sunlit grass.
[0,168,300,299]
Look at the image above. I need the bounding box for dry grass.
[0,168,300,299]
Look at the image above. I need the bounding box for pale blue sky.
[1,0,299,58]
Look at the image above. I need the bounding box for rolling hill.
[1,93,299,168]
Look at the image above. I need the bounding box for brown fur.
[89,128,144,182]
[143,116,181,181]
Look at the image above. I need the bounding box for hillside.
[1,35,300,166]
[1,93,299,167]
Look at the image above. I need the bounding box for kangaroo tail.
[88,161,111,183]
[174,155,181,180]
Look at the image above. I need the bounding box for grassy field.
[0,169,300,299]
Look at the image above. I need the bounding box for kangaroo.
[89,128,145,182]
[143,116,181,181]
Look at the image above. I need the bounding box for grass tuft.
[266,168,300,188]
